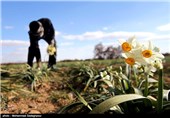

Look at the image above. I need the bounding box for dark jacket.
[28,18,55,47]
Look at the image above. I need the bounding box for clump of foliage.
[57,36,170,114]
[21,64,50,91]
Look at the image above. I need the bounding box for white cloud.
[157,23,170,31]
[55,30,61,37]
[108,31,155,38]
[62,31,155,40]
[1,46,28,63]
[102,42,120,47]
[0,40,29,46]
[60,42,74,46]
[4,26,14,30]
[142,34,170,41]
[58,45,94,61]
[0,40,49,63]
[39,40,49,62]
[1,29,170,63]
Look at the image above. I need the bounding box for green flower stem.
[133,66,138,87]
[144,74,149,97]
[128,65,132,80]
[157,69,163,113]
[126,64,129,78]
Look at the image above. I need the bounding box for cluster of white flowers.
[47,44,56,55]
[119,36,164,70]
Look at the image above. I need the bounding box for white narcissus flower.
[141,40,164,64]
[122,52,135,66]
[120,36,146,66]
[120,37,164,73]
[144,64,157,76]
[119,36,137,52]
[122,48,147,66]
[100,71,111,80]
[153,59,163,69]
[100,71,107,78]
[133,63,156,76]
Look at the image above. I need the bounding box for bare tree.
[114,46,122,58]
[94,43,105,59]
[94,43,122,59]
[103,46,115,59]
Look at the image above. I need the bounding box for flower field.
[1,38,170,114]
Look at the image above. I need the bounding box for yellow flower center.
[122,42,132,52]
[142,50,152,58]
[125,58,135,66]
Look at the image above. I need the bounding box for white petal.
[148,40,153,50]
[118,39,125,44]
[121,53,127,58]
[153,52,165,59]
[128,35,136,43]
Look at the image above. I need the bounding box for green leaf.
[57,102,86,114]
[121,79,130,91]
[102,79,114,87]
[67,83,92,110]
[84,77,93,92]
[157,69,163,113]
[89,94,150,114]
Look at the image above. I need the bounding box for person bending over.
[27,18,57,69]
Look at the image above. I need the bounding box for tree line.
[94,43,122,59]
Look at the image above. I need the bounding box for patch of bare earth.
[0,74,76,114]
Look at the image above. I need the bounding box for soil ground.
[1,60,170,114]
[0,67,76,114]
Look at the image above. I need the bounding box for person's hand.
[51,39,55,46]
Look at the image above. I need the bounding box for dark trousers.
[48,52,56,68]
[27,46,41,67]
[27,38,57,68]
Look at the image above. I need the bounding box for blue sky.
[1,0,170,63]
